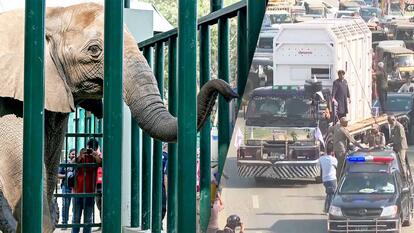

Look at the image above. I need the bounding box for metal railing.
[21,0,266,232]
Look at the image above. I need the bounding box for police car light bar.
[347,155,394,163]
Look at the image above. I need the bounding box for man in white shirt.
[398,75,414,93]
[318,147,338,213]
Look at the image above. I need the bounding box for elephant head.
[0,2,237,142]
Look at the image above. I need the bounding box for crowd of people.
[319,70,411,214]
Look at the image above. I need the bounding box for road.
[219,118,414,233]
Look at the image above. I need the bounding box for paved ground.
[219,118,414,233]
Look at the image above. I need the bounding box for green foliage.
[142,0,240,89]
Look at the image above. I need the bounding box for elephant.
[0,3,237,232]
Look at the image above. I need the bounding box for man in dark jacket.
[332,70,351,122]
[376,62,388,114]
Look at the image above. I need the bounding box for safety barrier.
[22,0,266,232]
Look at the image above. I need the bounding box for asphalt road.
[219,119,414,233]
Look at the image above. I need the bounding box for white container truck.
[273,18,373,124]
[236,19,398,182]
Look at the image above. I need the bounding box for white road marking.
[252,195,259,209]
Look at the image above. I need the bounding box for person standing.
[366,124,386,148]
[333,117,361,180]
[207,192,225,233]
[387,115,409,175]
[72,148,102,233]
[58,149,76,228]
[376,62,388,114]
[398,75,414,93]
[332,70,351,121]
[318,147,338,213]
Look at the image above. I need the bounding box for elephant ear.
[0,9,75,113]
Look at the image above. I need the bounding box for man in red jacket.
[72,148,102,233]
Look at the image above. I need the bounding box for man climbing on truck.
[333,117,363,180]
[332,70,351,122]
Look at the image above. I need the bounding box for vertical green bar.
[102,0,123,232]
[142,47,153,230]
[152,42,164,233]
[217,16,230,184]
[247,0,267,68]
[131,120,141,227]
[167,36,178,233]
[237,7,248,109]
[199,24,211,233]
[210,0,223,12]
[22,0,45,232]
[178,0,197,232]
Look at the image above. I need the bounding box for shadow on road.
[246,219,327,233]
[256,212,326,216]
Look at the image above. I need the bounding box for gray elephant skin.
[0,3,237,232]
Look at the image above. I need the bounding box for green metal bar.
[102,0,123,232]
[167,36,178,233]
[138,1,246,48]
[199,24,211,233]
[237,7,248,109]
[142,47,153,230]
[178,0,197,232]
[131,121,141,227]
[152,42,164,233]
[211,0,223,12]
[22,0,45,232]
[247,0,267,69]
[217,16,230,185]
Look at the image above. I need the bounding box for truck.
[237,19,392,182]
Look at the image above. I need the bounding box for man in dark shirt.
[332,70,350,122]
[376,62,388,114]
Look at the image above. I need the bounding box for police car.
[328,148,414,233]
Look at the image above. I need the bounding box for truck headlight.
[381,205,398,217]
[329,205,343,217]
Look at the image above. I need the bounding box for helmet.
[226,215,241,229]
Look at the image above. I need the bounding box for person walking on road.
[387,114,409,175]
[332,70,351,121]
[376,62,388,114]
[333,117,362,180]
[318,146,338,213]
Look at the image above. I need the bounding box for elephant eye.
[88,45,102,58]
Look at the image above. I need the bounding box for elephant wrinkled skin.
[0,3,237,232]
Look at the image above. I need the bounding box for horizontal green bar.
[65,133,103,137]
[59,163,99,168]
[54,193,101,198]
[55,223,101,228]
[138,0,246,48]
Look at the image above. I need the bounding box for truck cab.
[328,149,414,232]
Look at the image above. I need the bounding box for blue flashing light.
[347,156,366,162]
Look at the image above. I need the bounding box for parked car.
[328,149,414,233]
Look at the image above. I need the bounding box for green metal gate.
[21,0,266,233]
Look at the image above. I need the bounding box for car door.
[396,172,409,219]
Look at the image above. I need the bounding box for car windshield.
[394,54,414,67]
[385,96,412,111]
[268,14,292,24]
[396,30,414,40]
[340,173,395,194]
[360,8,378,17]
[246,96,312,119]
[308,8,324,15]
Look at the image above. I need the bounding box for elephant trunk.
[123,56,237,143]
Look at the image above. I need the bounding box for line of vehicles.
[236,1,414,232]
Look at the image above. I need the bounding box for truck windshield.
[339,173,395,194]
[268,14,292,24]
[246,97,312,119]
[394,54,414,67]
